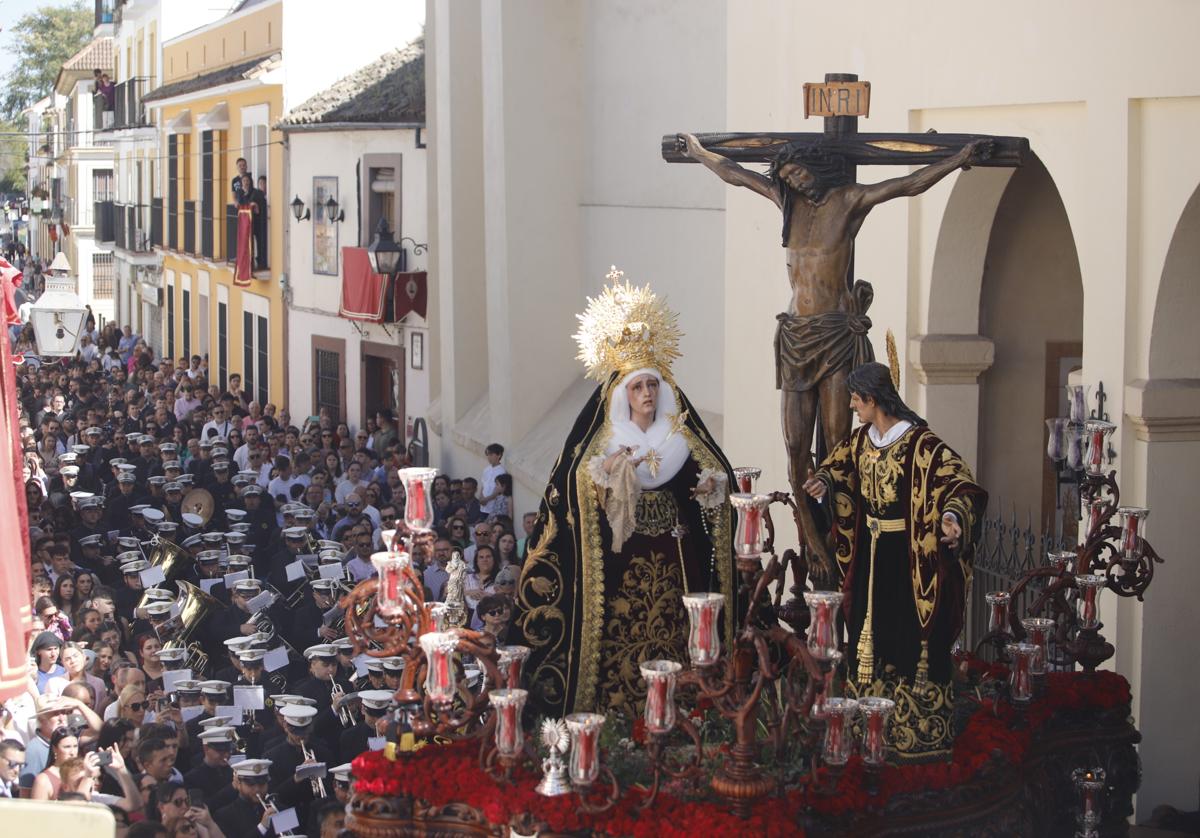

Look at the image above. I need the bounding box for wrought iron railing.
[114,203,150,252]
[964,503,1073,662]
[112,78,149,129]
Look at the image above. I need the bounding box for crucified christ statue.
[679,132,992,580]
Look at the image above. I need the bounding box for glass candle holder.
[1116,506,1149,564]
[428,603,449,631]
[682,592,724,666]
[1047,549,1076,575]
[497,645,532,689]
[1066,423,1085,472]
[804,590,843,661]
[640,660,682,734]
[732,466,762,494]
[1075,574,1106,630]
[1006,641,1037,702]
[398,467,438,532]
[858,696,895,767]
[1083,497,1108,542]
[821,698,858,767]
[1066,383,1090,424]
[1072,767,1106,832]
[730,493,770,559]
[565,712,605,786]
[1021,617,1055,676]
[810,650,842,719]
[372,551,412,618]
[1083,420,1116,476]
[985,591,1011,635]
[488,688,528,758]
[1046,417,1069,461]
[419,631,459,705]
[380,529,399,553]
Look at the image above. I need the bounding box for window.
[198,271,210,359]
[359,154,402,246]
[92,253,114,300]
[242,291,269,405]
[166,280,175,360]
[240,105,269,191]
[200,130,214,259]
[167,134,178,249]
[217,287,228,391]
[181,285,191,361]
[312,336,346,422]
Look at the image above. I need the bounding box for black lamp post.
[290,195,309,221]
[366,217,403,276]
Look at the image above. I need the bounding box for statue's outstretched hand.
[801,468,826,500]
[961,138,994,169]
[678,133,704,159]
[940,512,962,550]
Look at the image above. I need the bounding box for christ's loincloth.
[774,280,875,392]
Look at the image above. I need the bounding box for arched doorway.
[1133,183,1200,815]
[976,155,1083,531]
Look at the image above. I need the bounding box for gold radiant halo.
[573,266,683,383]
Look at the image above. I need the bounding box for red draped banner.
[234,205,254,286]
[0,268,30,701]
[339,246,389,322]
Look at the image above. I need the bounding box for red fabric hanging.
[0,270,31,701]
[234,205,254,286]
[339,247,388,323]
[392,271,428,321]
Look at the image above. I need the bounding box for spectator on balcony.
[230,158,252,205]
[252,175,268,270]
[93,71,115,111]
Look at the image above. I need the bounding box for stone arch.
[1148,183,1200,380]
[976,155,1084,527]
[1129,182,1200,817]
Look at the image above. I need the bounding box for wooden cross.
[662,72,1028,182]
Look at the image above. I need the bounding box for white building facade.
[281,42,429,436]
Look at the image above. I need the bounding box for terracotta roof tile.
[279,39,424,127]
[62,37,113,72]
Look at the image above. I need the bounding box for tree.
[0,121,28,194]
[1,1,94,123]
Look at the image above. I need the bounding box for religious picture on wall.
[313,176,339,275]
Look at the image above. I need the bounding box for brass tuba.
[147,537,193,584]
[161,580,222,675]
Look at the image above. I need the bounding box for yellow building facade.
[145,0,285,405]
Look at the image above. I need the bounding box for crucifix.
[664,72,1027,582]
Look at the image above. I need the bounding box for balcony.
[92,95,114,134]
[114,203,151,253]
[94,200,115,243]
[107,78,148,131]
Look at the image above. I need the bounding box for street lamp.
[325,196,344,223]
[28,252,87,356]
[366,217,402,276]
[290,195,310,222]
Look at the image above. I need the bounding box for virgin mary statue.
[516,270,737,718]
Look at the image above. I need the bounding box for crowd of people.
[3,314,532,837]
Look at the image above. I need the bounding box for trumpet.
[256,793,279,816]
[330,677,355,728]
[301,742,328,798]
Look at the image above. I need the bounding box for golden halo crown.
[574,267,682,383]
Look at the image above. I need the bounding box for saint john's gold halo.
[574,267,682,383]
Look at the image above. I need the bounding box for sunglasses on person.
[128,701,147,712]
[3,757,24,770]
[167,795,189,808]
[451,524,465,531]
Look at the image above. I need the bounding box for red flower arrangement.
[352,670,1131,836]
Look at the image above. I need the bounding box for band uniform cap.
[280,704,318,727]
[381,656,405,672]
[232,758,272,779]
[303,643,339,660]
[60,465,80,476]
[198,726,235,743]
[144,601,172,617]
[181,512,204,528]
[330,763,352,782]
[117,472,137,484]
[79,534,103,547]
[148,476,166,486]
[357,690,395,711]
[141,507,165,522]
[120,558,150,573]
[226,509,247,522]
[237,647,268,663]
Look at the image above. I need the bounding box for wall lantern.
[290,195,310,222]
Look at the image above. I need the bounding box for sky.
[0,0,82,80]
